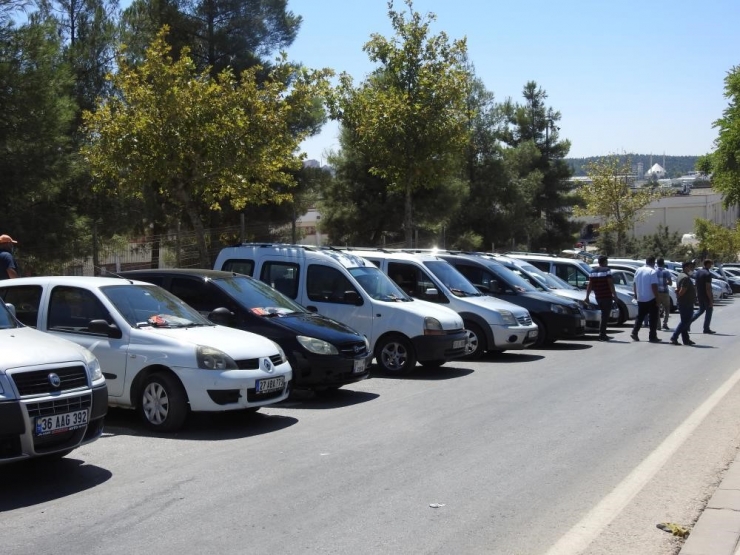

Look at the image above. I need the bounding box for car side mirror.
[88,319,122,339]
[425,288,438,297]
[208,307,234,326]
[344,290,363,306]
[5,302,16,317]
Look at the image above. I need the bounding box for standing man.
[585,255,618,341]
[670,261,697,346]
[655,257,673,330]
[631,255,661,342]
[0,234,18,280]
[691,258,715,334]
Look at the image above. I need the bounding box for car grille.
[11,366,88,396]
[517,315,533,326]
[235,354,284,370]
[26,394,92,418]
[338,341,368,358]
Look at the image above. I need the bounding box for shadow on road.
[370,365,474,381]
[531,342,593,351]
[101,408,298,440]
[279,388,380,410]
[483,352,545,363]
[0,458,112,512]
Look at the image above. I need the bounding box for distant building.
[645,163,666,179]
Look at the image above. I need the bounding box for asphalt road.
[4,298,740,555]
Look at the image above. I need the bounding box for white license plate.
[453,339,466,349]
[255,376,285,394]
[353,359,366,373]
[527,330,539,338]
[580,319,586,327]
[35,410,88,437]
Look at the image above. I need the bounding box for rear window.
[221,259,255,277]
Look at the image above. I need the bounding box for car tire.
[531,316,548,347]
[138,372,189,432]
[375,334,416,375]
[463,322,487,359]
[616,300,628,325]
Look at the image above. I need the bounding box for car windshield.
[102,284,213,328]
[485,262,537,292]
[0,302,20,330]
[423,260,481,297]
[515,263,570,290]
[348,266,411,302]
[214,275,306,317]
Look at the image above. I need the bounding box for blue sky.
[285,0,740,163]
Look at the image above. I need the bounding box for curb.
[679,451,740,555]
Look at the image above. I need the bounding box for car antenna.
[95,266,135,284]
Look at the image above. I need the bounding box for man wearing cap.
[0,234,19,279]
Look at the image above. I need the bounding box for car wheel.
[138,372,189,432]
[463,322,486,359]
[616,301,628,325]
[375,334,416,375]
[420,359,446,368]
[531,316,548,347]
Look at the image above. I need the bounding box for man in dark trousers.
[691,258,715,334]
[631,255,661,342]
[585,255,618,341]
[670,261,697,345]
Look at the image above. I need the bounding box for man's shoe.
[648,337,662,343]
[684,340,696,346]
[704,329,717,334]
[670,338,680,345]
[630,333,639,341]
[598,335,612,342]
[662,325,670,331]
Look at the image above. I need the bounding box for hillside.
[566,154,699,178]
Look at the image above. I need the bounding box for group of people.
[0,234,19,280]
[585,255,716,344]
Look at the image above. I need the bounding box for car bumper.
[174,363,292,411]
[542,313,586,339]
[411,330,469,362]
[289,351,373,388]
[490,323,539,350]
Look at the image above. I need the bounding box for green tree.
[328,0,470,247]
[694,218,740,262]
[709,65,740,206]
[574,155,660,256]
[637,224,684,260]
[500,81,575,251]
[81,28,331,266]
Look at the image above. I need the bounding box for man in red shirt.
[585,255,618,341]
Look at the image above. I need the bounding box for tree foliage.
[328,0,470,247]
[710,65,740,207]
[694,218,740,262]
[81,27,331,266]
[575,155,660,256]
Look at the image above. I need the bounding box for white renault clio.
[0,277,292,432]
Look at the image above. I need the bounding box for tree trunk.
[404,184,413,247]
[176,186,210,268]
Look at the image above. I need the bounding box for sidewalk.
[679,450,740,555]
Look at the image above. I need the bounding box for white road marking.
[545,365,740,555]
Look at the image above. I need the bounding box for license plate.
[35,410,88,437]
[255,376,285,394]
[527,330,539,338]
[580,318,586,327]
[453,339,466,349]
[353,359,366,373]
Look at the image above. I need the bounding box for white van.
[341,249,539,355]
[214,244,469,375]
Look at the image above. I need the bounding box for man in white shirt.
[631,255,661,343]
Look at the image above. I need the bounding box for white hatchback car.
[0,277,292,432]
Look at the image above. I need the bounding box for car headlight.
[297,335,339,355]
[273,342,288,364]
[550,304,567,314]
[424,317,445,335]
[83,350,103,382]
[498,310,518,326]
[197,345,238,370]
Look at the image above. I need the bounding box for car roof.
[341,249,441,263]
[118,268,239,280]
[1,275,154,287]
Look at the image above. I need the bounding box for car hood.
[398,298,465,329]
[1,326,91,371]
[520,290,578,307]
[134,324,280,359]
[260,312,365,342]
[451,294,530,319]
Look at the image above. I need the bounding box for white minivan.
[214,244,469,375]
[342,250,539,356]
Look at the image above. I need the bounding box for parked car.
[341,249,540,356]
[0,301,107,464]
[116,269,372,392]
[214,244,468,375]
[591,264,678,311]
[435,253,586,346]
[0,277,292,432]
